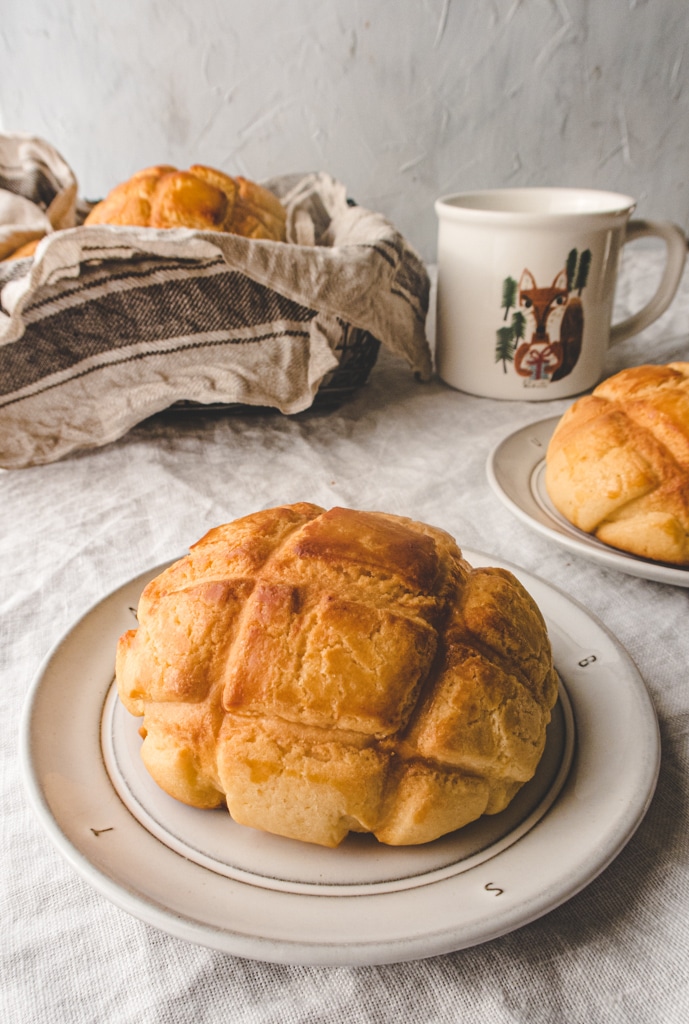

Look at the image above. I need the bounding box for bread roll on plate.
[545,363,689,565]
[116,503,558,847]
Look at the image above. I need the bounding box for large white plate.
[487,417,689,587]
[20,553,659,966]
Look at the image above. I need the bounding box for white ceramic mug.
[435,188,687,400]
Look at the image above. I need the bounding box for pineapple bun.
[116,503,558,847]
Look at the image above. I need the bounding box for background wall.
[1,0,688,262]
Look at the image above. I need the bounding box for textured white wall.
[1,0,688,261]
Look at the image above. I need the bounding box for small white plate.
[487,417,689,587]
[20,553,659,966]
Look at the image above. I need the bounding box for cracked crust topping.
[84,164,287,241]
[116,503,558,846]
[545,363,689,565]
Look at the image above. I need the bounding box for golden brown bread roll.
[84,163,286,241]
[2,237,42,260]
[116,503,558,847]
[545,363,689,565]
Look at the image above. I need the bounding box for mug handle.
[610,219,687,345]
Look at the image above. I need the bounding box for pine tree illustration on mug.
[495,248,591,382]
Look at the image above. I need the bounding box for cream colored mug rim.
[435,186,637,221]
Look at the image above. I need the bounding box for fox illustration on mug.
[496,248,591,384]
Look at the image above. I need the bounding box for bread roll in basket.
[2,163,288,260]
[545,363,689,565]
[116,504,558,847]
[84,163,287,240]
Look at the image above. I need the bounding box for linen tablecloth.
[2,244,688,1023]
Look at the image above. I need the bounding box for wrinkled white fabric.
[0,132,77,258]
[2,246,688,1023]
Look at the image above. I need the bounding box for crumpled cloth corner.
[0,133,77,259]
[0,134,432,469]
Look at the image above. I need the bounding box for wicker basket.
[0,142,430,467]
[317,323,381,401]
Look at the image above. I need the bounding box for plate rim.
[486,416,689,586]
[100,674,575,897]
[19,552,661,965]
